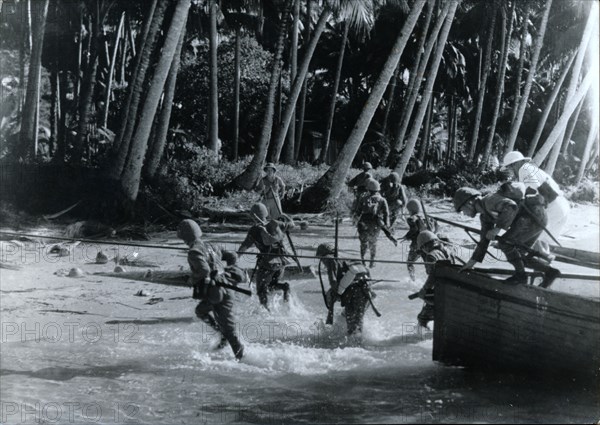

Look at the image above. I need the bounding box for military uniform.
[404,213,436,281]
[348,170,373,215]
[416,239,455,328]
[239,217,292,308]
[380,174,407,226]
[178,220,244,360]
[257,175,286,220]
[319,246,374,335]
[356,191,390,267]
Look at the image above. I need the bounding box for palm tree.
[120,0,191,204]
[527,52,576,157]
[478,0,515,171]
[101,11,126,129]
[144,15,188,180]
[294,0,312,161]
[395,0,458,179]
[467,0,498,162]
[19,0,49,160]
[390,0,444,157]
[302,0,427,209]
[505,0,553,154]
[532,68,593,165]
[108,0,167,179]
[282,0,301,164]
[576,109,598,184]
[208,0,220,154]
[508,1,530,131]
[232,0,294,190]
[270,4,331,162]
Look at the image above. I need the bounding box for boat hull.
[432,265,600,380]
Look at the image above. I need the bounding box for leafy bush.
[565,179,599,204]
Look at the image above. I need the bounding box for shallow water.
[1,226,599,424]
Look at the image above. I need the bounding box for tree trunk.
[380,64,401,145]
[303,0,427,209]
[468,3,497,162]
[49,68,58,157]
[478,0,514,171]
[19,0,49,160]
[576,118,598,184]
[208,0,219,154]
[107,0,166,178]
[294,0,312,161]
[233,26,241,161]
[505,0,552,154]
[527,52,576,157]
[560,1,597,156]
[320,19,350,165]
[120,0,191,203]
[102,11,125,128]
[395,0,458,179]
[391,0,445,155]
[546,94,584,175]
[418,95,434,164]
[55,70,68,163]
[532,69,593,165]
[73,13,100,163]
[283,0,301,164]
[145,13,187,180]
[509,2,530,130]
[271,6,330,163]
[232,0,293,190]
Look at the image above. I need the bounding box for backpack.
[361,195,380,217]
[496,181,525,202]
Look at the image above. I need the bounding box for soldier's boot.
[360,244,368,266]
[525,257,561,288]
[407,264,416,281]
[504,258,528,285]
[282,282,290,302]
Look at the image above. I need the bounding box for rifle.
[325,212,340,324]
[419,198,433,231]
[376,218,398,246]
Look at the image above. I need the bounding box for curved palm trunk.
[391,0,443,155]
[478,1,514,171]
[233,27,241,161]
[527,52,576,157]
[468,4,497,163]
[319,19,349,164]
[19,0,49,160]
[283,0,301,164]
[395,0,459,179]
[120,0,191,204]
[380,64,401,144]
[294,0,312,161]
[271,6,331,163]
[505,0,552,154]
[509,2,530,130]
[418,96,434,164]
[232,0,293,190]
[546,95,584,174]
[208,0,219,154]
[102,12,125,129]
[532,69,593,166]
[144,15,187,180]
[576,117,598,184]
[107,0,165,179]
[302,0,427,209]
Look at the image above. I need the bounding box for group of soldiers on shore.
[177,151,570,361]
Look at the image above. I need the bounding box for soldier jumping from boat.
[404,199,437,281]
[453,184,560,287]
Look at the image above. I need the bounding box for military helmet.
[389,172,400,183]
[362,162,373,171]
[316,243,335,257]
[250,203,269,220]
[416,230,438,251]
[263,162,277,172]
[406,199,421,214]
[453,187,481,212]
[221,250,238,266]
[502,151,530,167]
[177,219,202,243]
[366,179,380,192]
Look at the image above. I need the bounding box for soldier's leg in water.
[268,269,290,302]
[407,245,419,281]
[195,301,224,346]
[368,228,380,268]
[345,286,369,335]
[358,227,369,265]
[212,292,244,360]
[417,303,435,328]
[256,268,274,308]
